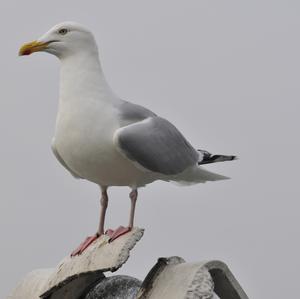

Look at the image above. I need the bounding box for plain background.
[1,1,299,298]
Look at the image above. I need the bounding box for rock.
[136,256,214,299]
[84,275,142,299]
[7,228,144,299]
[7,229,250,299]
[7,270,54,299]
[205,260,249,299]
[42,227,144,298]
[136,257,249,299]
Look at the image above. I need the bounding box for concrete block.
[7,227,144,299]
[136,257,248,299]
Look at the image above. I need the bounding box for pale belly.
[53,118,155,187]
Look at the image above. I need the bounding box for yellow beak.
[19,40,49,56]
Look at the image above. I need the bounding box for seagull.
[19,22,236,256]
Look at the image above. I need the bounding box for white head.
[19,22,98,59]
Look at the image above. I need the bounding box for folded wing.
[114,117,199,175]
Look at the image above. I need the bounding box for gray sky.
[1,1,299,298]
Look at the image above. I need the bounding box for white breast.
[52,51,156,187]
[53,99,152,187]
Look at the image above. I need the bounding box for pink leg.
[108,189,138,242]
[128,189,138,228]
[97,187,109,236]
[71,187,109,257]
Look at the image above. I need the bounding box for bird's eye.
[58,28,68,35]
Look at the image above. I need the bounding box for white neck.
[59,51,115,105]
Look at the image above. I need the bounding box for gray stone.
[84,275,142,299]
[136,257,248,299]
[137,256,214,299]
[7,231,249,299]
[205,260,249,299]
[42,227,144,298]
[7,270,54,299]
[45,272,105,299]
[7,228,144,299]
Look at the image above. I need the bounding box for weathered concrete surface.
[42,227,144,298]
[7,229,249,299]
[136,257,248,299]
[136,256,214,299]
[7,269,54,299]
[7,228,144,299]
[205,260,249,299]
[84,275,142,299]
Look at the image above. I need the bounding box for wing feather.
[115,117,199,175]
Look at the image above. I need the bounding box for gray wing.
[115,116,199,175]
[117,100,157,126]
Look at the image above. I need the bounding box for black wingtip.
[197,151,238,165]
